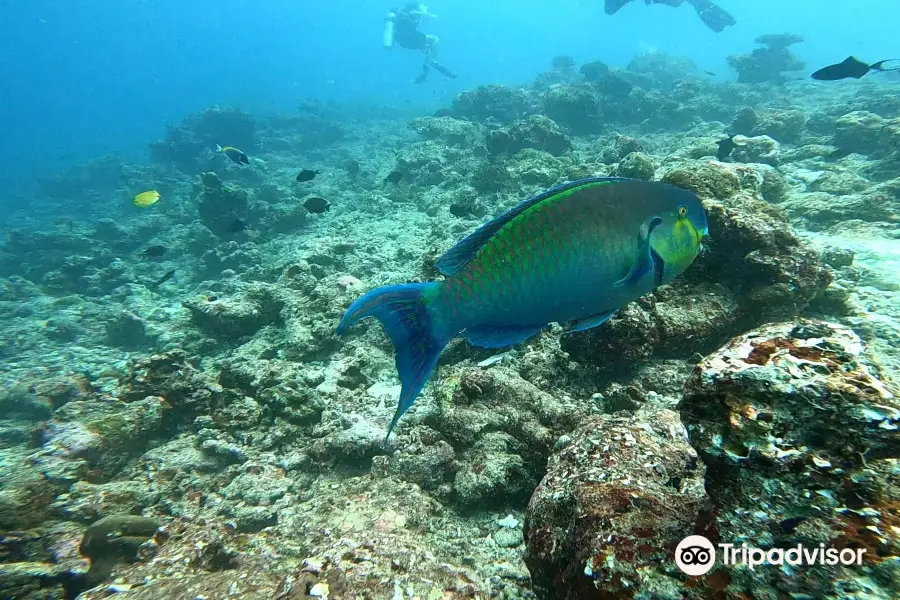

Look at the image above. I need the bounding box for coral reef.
[728,34,805,84]
[150,107,257,173]
[485,114,572,157]
[3,46,900,600]
[680,320,900,599]
[525,407,709,599]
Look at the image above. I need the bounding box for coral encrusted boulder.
[524,407,711,600]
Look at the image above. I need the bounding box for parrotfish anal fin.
[435,176,631,276]
[465,324,544,348]
[614,216,663,289]
[566,310,616,334]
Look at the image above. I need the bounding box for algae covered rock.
[0,560,87,600]
[150,106,256,173]
[524,407,710,600]
[833,110,900,156]
[120,349,221,417]
[196,171,250,236]
[659,160,741,199]
[679,320,900,598]
[727,33,805,84]
[613,151,657,180]
[416,366,590,508]
[451,83,533,123]
[183,285,284,340]
[542,85,603,134]
[730,134,780,165]
[486,114,572,157]
[39,395,169,480]
[409,116,482,148]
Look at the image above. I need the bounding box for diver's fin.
[465,324,544,348]
[566,310,616,334]
[336,282,452,441]
[427,59,457,79]
[436,177,631,276]
[415,64,430,84]
[614,216,663,289]
[688,0,736,33]
[604,0,632,15]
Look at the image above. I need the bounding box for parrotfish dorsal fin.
[435,176,631,275]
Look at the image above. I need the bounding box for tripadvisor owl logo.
[674,534,867,576]
[675,535,716,576]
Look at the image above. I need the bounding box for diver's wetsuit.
[393,8,429,51]
[385,3,457,82]
[604,0,735,33]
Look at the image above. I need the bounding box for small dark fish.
[715,135,737,161]
[779,516,806,534]
[826,147,855,161]
[704,71,717,77]
[225,218,247,233]
[150,269,175,289]
[216,144,250,165]
[141,244,167,259]
[303,197,330,213]
[811,56,900,81]
[449,203,476,218]
[296,169,321,182]
[384,171,404,184]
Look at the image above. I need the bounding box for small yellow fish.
[216,144,250,165]
[133,190,160,207]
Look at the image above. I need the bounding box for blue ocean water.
[2,0,899,204]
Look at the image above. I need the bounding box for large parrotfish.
[338,177,709,439]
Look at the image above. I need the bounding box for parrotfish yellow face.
[649,195,708,285]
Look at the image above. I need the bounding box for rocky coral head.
[551,54,576,71]
[755,33,804,49]
[579,60,610,82]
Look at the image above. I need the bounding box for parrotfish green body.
[338,177,708,439]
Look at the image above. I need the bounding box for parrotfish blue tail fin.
[337,283,451,442]
[215,144,223,152]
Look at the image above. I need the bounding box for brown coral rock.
[524,408,711,600]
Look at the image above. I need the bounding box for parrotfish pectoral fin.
[337,282,450,441]
[436,176,631,276]
[614,216,663,290]
[651,248,665,289]
[464,324,544,348]
[566,310,616,334]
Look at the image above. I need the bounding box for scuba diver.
[383,3,457,82]
[605,0,736,33]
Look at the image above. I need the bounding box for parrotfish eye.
[678,205,687,217]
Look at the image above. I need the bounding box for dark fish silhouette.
[811,56,900,81]
[296,169,320,182]
[384,171,403,184]
[716,135,737,161]
[825,148,857,161]
[150,269,175,289]
[303,197,330,213]
[140,244,167,259]
[225,218,247,233]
